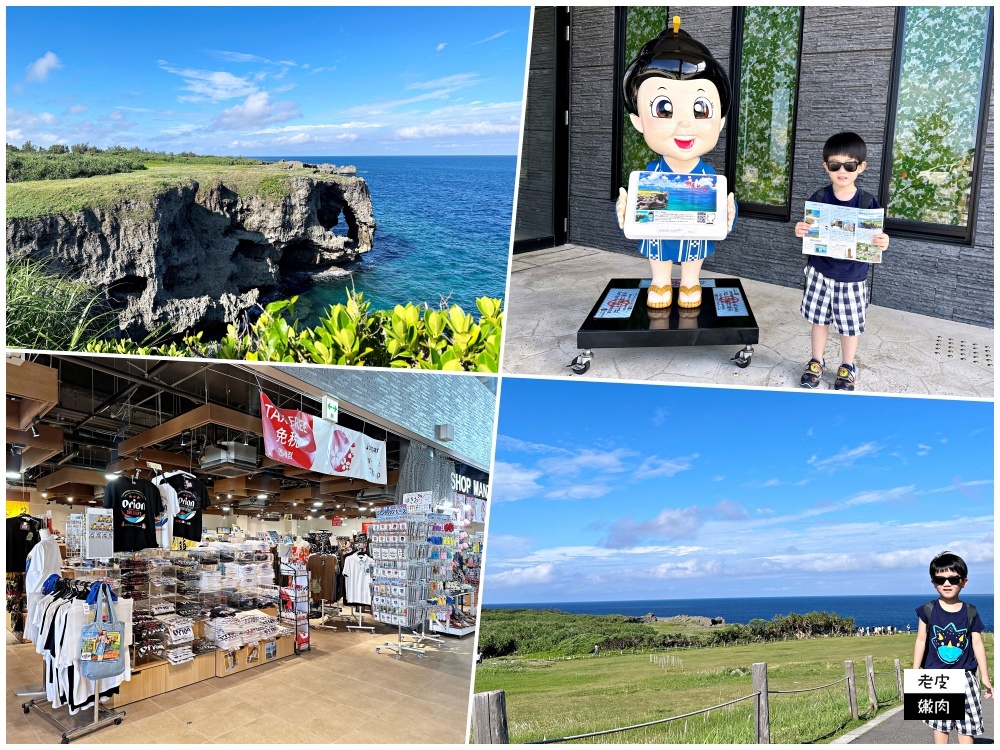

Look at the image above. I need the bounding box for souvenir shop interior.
[6,354,489,744]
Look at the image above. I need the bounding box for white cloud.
[471,30,509,45]
[634,453,697,479]
[394,121,521,140]
[763,539,993,574]
[648,558,724,579]
[406,73,480,90]
[159,61,259,102]
[436,43,448,52]
[916,444,932,456]
[213,92,301,129]
[66,104,89,115]
[487,562,554,587]
[605,507,705,548]
[492,461,544,502]
[26,52,62,83]
[538,448,633,477]
[808,442,880,471]
[545,484,613,501]
[497,435,568,455]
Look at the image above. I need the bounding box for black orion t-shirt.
[103,478,162,552]
[166,474,211,542]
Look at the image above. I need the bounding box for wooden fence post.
[473,690,510,744]
[844,660,859,720]
[894,659,904,699]
[865,655,878,711]
[752,662,770,744]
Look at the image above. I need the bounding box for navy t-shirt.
[806,185,881,283]
[916,600,984,672]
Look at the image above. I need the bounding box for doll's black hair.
[929,551,968,579]
[823,132,868,163]
[622,25,732,117]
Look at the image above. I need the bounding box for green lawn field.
[474,633,995,744]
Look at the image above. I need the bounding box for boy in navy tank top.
[913,551,993,742]
[794,132,890,391]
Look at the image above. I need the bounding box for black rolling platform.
[570,277,759,373]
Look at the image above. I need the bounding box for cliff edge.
[6,164,376,337]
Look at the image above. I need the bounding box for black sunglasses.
[932,575,964,586]
[826,160,861,173]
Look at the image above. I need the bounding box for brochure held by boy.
[801,201,885,263]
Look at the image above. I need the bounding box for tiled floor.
[503,245,994,397]
[6,623,475,744]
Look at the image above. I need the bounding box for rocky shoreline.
[6,163,376,338]
[627,612,727,626]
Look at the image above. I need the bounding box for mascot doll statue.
[616,17,737,309]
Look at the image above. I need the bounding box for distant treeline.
[5,142,261,183]
[479,608,858,659]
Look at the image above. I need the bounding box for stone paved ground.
[502,245,993,398]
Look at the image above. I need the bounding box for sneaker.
[799,358,824,389]
[834,363,857,391]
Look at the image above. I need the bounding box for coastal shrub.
[6,147,263,183]
[5,259,117,350]
[479,609,859,659]
[81,292,504,372]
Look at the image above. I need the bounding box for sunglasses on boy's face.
[932,575,964,586]
[825,160,861,173]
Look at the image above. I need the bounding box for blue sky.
[6,7,528,155]
[486,379,994,603]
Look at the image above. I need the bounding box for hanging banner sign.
[260,393,387,482]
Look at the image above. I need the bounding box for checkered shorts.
[799,265,867,336]
[923,670,984,737]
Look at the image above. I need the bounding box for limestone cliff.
[6,167,376,337]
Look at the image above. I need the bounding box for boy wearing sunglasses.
[794,132,890,390]
[913,551,992,743]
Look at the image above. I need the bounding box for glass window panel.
[620,7,670,189]
[733,6,802,208]
[888,6,990,228]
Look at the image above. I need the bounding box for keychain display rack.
[370,505,456,659]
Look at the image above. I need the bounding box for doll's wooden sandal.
[677,284,702,308]
[646,284,673,308]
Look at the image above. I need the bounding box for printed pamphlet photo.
[802,201,885,263]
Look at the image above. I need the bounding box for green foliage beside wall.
[620,7,669,189]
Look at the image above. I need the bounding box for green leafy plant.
[80,291,504,372]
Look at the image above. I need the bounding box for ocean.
[489,595,995,631]
[261,155,515,324]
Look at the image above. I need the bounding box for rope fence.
[473,656,905,744]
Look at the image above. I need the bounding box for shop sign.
[322,396,339,423]
[403,491,433,513]
[330,515,344,526]
[260,393,386,482]
[450,466,490,500]
[6,500,30,518]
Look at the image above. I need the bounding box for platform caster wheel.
[61,738,69,744]
[731,345,753,369]
[568,350,593,375]
[114,718,123,725]
[23,706,30,714]
[376,648,381,653]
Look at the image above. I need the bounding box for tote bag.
[80,582,127,680]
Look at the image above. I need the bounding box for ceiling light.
[313,501,322,507]
[257,494,267,500]
[179,431,189,447]
[5,451,22,479]
[30,423,40,438]
[41,492,48,498]
[88,500,96,504]
[67,496,74,502]
[227,494,233,499]
[293,502,298,506]
[222,506,231,511]
[105,472,118,481]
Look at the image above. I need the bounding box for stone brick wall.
[563,6,994,326]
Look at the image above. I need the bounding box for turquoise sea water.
[261,155,515,324]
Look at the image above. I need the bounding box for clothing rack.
[377,625,424,660]
[21,579,127,743]
[345,604,375,633]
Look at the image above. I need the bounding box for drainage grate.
[933,336,993,367]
